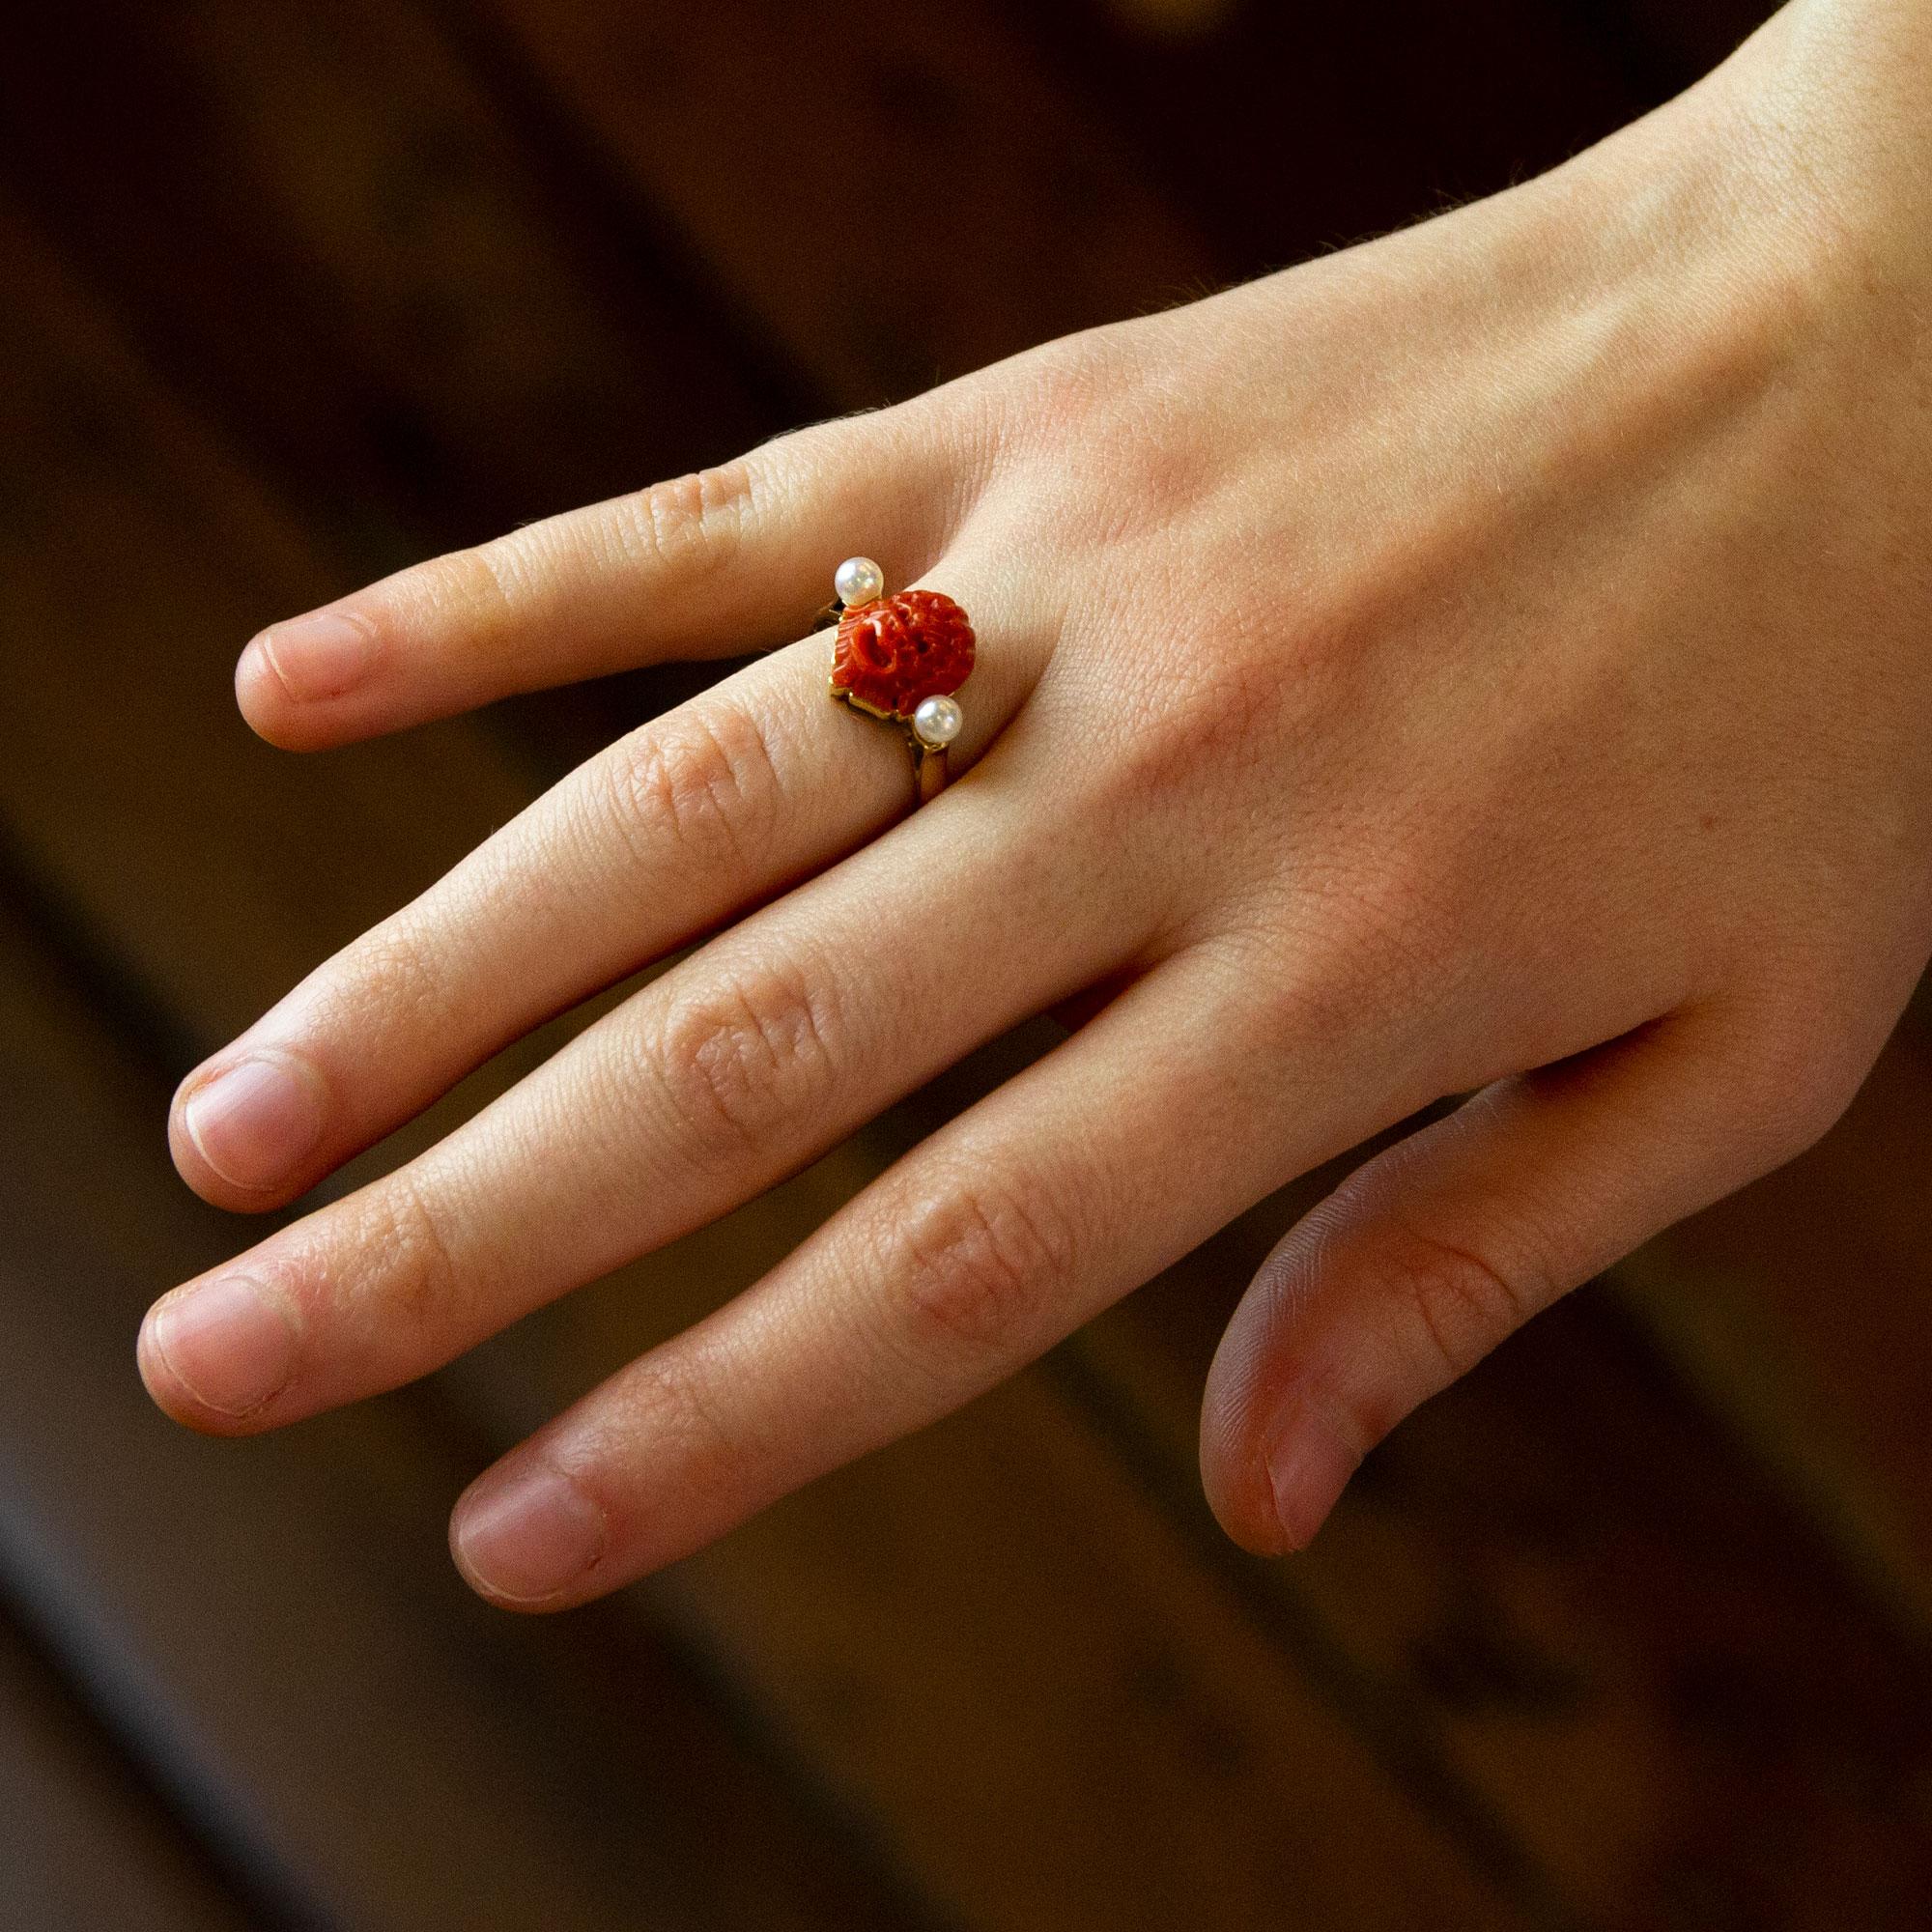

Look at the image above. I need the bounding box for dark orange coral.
[831,589,976,721]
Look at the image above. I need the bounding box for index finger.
[237,404,974,749]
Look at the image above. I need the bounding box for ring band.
[825,556,975,808]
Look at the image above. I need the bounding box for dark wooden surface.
[5,3,1931,1928]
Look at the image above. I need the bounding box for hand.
[140,0,1932,1608]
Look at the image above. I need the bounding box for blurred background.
[4,1,1931,1926]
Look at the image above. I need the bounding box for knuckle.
[650,956,839,1165]
[354,1170,464,1346]
[1094,637,1284,811]
[886,1176,1080,1370]
[414,535,526,632]
[1721,985,1876,1171]
[323,915,459,1043]
[622,459,760,578]
[1200,883,1449,1071]
[1374,1214,1548,1389]
[1321,846,1458,987]
[1004,328,1134,448]
[992,328,1213,546]
[1733,1048,1861,1172]
[1272,863,1459,1046]
[607,698,781,874]
[625,1341,755,1487]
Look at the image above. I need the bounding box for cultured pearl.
[834,555,885,608]
[911,695,962,749]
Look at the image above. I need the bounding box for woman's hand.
[140,0,1932,1608]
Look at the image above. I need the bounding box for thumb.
[1199,1010,1822,1556]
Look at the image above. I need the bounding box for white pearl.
[911,695,962,749]
[834,555,885,608]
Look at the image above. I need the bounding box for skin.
[141,0,1932,1609]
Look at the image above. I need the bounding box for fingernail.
[148,1274,298,1417]
[1264,1406,1361,1552]
[183,1052,326,1191]
[254,609,377,701]
[454,1463,606,1605]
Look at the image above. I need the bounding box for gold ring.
[825,556,975,808]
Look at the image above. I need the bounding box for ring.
[825,556,976,807]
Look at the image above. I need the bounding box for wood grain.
[2,2,1926,1925]
[0,0,780,560]
[0,1609,257,1932]
[476,0,1214,407]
